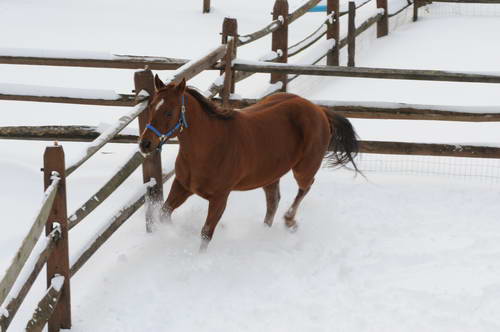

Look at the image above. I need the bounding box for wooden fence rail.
[359,141,500,159]
[221,98,500,122]
[0,53,189,70]
[68,151,145,230]
[237,0,322,46]
[25,276,64,332]
[65,100,148,176]
[0,230,59,332]
[0,91,139,107]
[233,61,500,83]
[70,171,175,277]
[0,175,59,307]
[0,126,138,143]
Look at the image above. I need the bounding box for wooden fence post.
[413,0,419,21]
[326,0,340,66]
[376,0,389,37]
[221,38,235,107]
[221,17,238,94]
[43,144,71,332]
[134,69,164,233]
[347,2,356,67]
[203,0,211,13]
[271,0,289,92]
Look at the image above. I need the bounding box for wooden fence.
[1,0,500,329]
[0,41,229,331]
[213,0,500,160]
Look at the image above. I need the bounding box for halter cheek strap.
[146,95,188,151]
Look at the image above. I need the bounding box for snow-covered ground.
[1,0,500,331]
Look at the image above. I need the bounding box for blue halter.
[146,95,189,151]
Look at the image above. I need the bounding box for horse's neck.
[177,95,231,155]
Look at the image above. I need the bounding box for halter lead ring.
[146,95,188,151]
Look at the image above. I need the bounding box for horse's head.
[139,75,187,154]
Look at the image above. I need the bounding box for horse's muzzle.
[139,139,152,154]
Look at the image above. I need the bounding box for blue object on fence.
[308,5,327,12]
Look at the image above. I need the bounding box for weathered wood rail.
[0,91,139,107]
[0,175,59,307]
[233,61,500,83]
[359,141,500,159]
[0,125,139,143]
[221,98,500,122]
[25,276,65,332]
[0,53,189,70]
[0,230,58,331]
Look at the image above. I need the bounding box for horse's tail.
[323,109,362,174]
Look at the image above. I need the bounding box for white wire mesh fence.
[355,153,500,183]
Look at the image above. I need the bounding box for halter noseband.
[146,94,189,151]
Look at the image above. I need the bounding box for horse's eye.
[165,111,173,117]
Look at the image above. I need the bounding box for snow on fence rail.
[25,275,65,332]
[0,83,140,107]
[0,229,60,331]
[0,174,59,307]
[65,99,148,176]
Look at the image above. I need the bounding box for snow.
[258,51,281,62]
[1,0,500,331]
[388,0,412,15]
[0,47,114,60]
[50,275,65,292]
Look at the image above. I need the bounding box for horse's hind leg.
[284,187,310,231]
[263,181,281,227]
[284,163,318,231]
[161,178,193,223]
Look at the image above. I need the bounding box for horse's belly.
[233,153,297,191]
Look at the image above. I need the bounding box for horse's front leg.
[161,177,193,223]
[200,193,229,252]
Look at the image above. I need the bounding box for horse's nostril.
[140,140,151,150]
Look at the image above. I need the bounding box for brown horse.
[139,75,360,250]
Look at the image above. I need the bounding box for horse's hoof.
[286,223,298,233]
[284,216,298,233]
[199,239,210,253]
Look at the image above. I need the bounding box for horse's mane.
[186,87,234,120]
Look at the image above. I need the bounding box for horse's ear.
[176,78,186,94]
[154,74,165,91]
